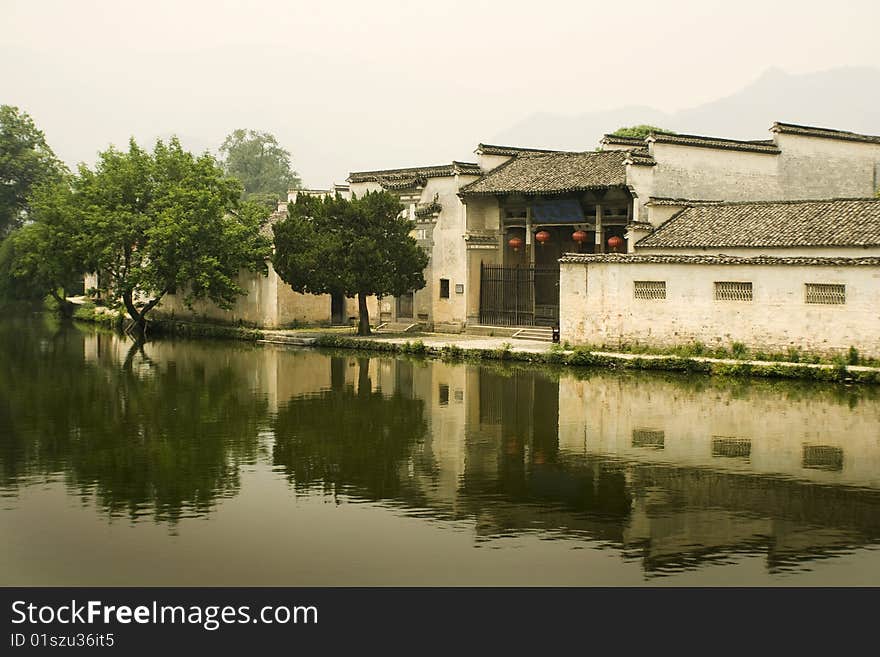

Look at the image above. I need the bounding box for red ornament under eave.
[572,230,588,244]
[607,235,624,251]
[535,230,551,245]
[508,236,524,251]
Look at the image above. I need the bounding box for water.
[1,313,879,585]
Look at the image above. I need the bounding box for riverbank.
[68,304,880,384]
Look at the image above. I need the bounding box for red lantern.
[535,230,551,246]
[508,236,524,251]
[607,235,624,251]
[572,230,588,244]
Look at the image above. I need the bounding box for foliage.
[611,125,676,140]
[273,191,429,335]
[74,137,272,334]
[0,180,84,312]
[218,129,302,201]
[0,105,66,238]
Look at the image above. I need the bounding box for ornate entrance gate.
[479,264,559,327]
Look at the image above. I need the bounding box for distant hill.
[490,67,880,149]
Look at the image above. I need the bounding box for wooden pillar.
[526,206,535,265]
[595,203,604,253]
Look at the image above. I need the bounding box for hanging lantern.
[508,236,524,251]
[607,235,624,251]
[572,230,588,244]
[535,230,551,246]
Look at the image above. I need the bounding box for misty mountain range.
[489,67,880,150]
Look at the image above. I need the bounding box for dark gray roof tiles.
[636,198,880,249]
[647,132,781,154]
[460,150,633,196]
[771,122,880,145]
[559,253,880,266]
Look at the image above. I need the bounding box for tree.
[0,105,65,238]
[77,137,272,336]
[273,191,429,336]
[218,129,302,203]
[0,180,85,315]
[611,125,676,140]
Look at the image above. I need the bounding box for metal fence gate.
[479,264,559,327]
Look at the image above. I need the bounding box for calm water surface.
[1,314,879,585]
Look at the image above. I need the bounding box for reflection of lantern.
[508,236,524,251]
[608,235,623,251]
[535,230,551,246]
[572,230,588,244]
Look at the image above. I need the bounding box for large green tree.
[77,137,272,336]
[0,180,85,314]
[218,129,301,203]
[0,105,65,238]
[273,191,428,335]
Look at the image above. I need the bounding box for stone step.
[511,327,555,342]
[258,335,317,346]
[464,325,521,338]
[375,322,421,333]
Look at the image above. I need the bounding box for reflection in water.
[1,314,879,584]
[0,317,267,522]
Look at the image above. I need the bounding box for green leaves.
[0,105,66,238]
[272,190,428,333]
[273,190,428,298]
[74,137,272,326]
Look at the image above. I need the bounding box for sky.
[3,0,880,186]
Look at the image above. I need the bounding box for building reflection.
[269,354,880,575]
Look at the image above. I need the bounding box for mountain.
[490,67,880,149]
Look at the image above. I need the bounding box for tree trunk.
[51,291,75,318]
[357,292,371,336]
[122,291,146,340]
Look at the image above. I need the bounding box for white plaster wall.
[649,144,783,201]
[557,372,880,488]
[776,134,880,199]
[560,260,880,357]
[427,176,472,327]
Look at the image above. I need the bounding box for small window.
[455,283,464,295]
[439,278,450,299]
[714,281,752,302]
[633,280,666,300]
[805,283,845,305]
[439,384,449,406]
[632,429,665,449]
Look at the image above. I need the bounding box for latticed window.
[805,283,846,305]
[633,280,666,300]
[714,281,753,301]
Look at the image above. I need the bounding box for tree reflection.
[0,317,268,522]
[272,357,428,500]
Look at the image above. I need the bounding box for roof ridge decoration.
[636,198,880,249]
[348,161,481,183]
[647,131,781,154]
[475,143,569,157]
[771,122,880,145]
[559,253,880,266]
[601,134,646,146]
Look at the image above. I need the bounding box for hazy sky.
[4,0,879,186]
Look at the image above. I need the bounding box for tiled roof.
[647,197,725,206]
[348,161,481,184]
[647,132,781,154]
[625,148,656,166]
[475,143,566,157]
[771,122,880,145]
[601,134,646,146]
[460,150,632,196]
[559,253,880,267]
[636,198,880,249]
[414,200,442,217]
